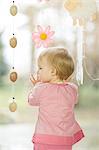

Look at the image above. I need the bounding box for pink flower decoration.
[32,25,55,48]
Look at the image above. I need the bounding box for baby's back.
[35,82,80,136]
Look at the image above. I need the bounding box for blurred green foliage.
[0,32,8,86]
[78,83,99,108]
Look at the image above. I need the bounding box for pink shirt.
[28,82,84,145]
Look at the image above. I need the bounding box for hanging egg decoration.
[10,4,17,16]
[10,71,18,82]
[9,1,18,112]
[9,101,17,112]
[9,36,17,48]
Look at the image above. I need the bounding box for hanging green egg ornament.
[10,71,18,82]
[10,4,17,16]
[10,36,17,48]
[9,101,17,112]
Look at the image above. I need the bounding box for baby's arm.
[70,83,78,104]
[28,81,43,106]
[28,90,39,106]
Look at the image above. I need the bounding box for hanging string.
[83,28,99,81]
[11,1,15,100]
[11,82,15,99]
[76,19,84,85]
[83,57,99,81]
[11,34,15,68]
[9,0,18,112]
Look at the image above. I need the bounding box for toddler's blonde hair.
[38,47,74,80]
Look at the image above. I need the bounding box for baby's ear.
[51,68,56,76]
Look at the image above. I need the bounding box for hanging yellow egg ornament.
[10,4,17,16]
[10,71,18,82]
[9,101,17,112]
[10,36,17,48]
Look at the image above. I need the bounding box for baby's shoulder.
[67,82,78,90]
[66,82,78,98]
[35,82,50,89]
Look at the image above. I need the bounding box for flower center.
[40,33,47,40]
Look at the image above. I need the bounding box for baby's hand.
[30,74,39,85]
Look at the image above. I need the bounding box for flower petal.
[42,41,49,48]
[46,39,53,47]
[48,31,55,38]
[32,32,39,38]
[33,37,40,43]
[45,26,51,34]
[46,38,53,43]
[37,25,43,34]
[32,34,39,41]
[35,40,42,48]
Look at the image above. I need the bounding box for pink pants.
[34,144,72,150]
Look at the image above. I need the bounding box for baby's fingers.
[30,74,36,84]
[30,74,36,81]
